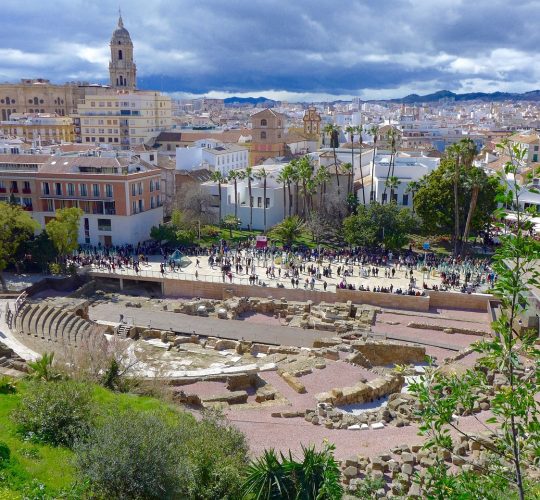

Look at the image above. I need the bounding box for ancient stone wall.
[349,342,426,367]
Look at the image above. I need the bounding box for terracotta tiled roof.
[0,154,50,164]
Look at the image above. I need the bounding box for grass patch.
[0,380,182,498]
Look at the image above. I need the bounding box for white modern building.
[202,164,285,230]
[358,152,440,207]
[176,139,249,175]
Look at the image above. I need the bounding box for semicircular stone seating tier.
[14,302,97,346]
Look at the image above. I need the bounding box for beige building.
[0,79,84,121]
[303,106,322,136]
[78,89,171,148]
[0,113,75,144]
[250,109,287,166]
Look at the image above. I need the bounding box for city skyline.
[0,0,539,101]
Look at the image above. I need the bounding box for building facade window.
[55,183,62,195]
[105,184,113,197]
[80,184,87,196]
[67,183,75,196]
[42,182,50,195]
[97,218,112,231]
[92,184,99,197]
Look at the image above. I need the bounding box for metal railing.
[87,265,337,292]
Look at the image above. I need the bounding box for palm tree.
[323,123,341,194]
[297,155,313,218]
[210,171,224,223]
[241,444,343,500]
[269,216,304,247]
[368,124,379,203]
[255,167,269,231]
[342,162,353,196]
[27,352,62,381]
[382,128,399,202]
[385,175,401,204]
[448,138,477,255]
[356,125,366,205]
[345,125,356,194]
[282,162,294,217]
[244,165,254,229]
[227,170,238,218]
[461,167,485,256]
[315,165,330,209]
[289,161,301,216]
[405,180,421,212]
[276,170,288,220]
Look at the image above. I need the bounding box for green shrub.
[0,376,16,394]
[0,441,10,465]
[74,410,192,499]
[48,262,62,275]
[183,410,249,499]
[12,380,94,447]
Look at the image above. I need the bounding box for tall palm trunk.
[461,186,479,256]
[350,139,354,196]
[370,140,377,203]
[453,157,461,256]
[287,181,292,216]
[359,142,366,205]
[333,145,340,194]
[382,152,394,203]
[233,178,238,218]
[282,183,286,219]
[248,177,253,228]
[295,181,300,216]
[302,179,307,217]
[263,177,267,230]
[217,181,222,222]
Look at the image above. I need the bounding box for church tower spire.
[109,12,136,90]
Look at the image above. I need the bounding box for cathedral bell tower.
[109,12,137,90]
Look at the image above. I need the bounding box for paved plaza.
[87,251,488,295]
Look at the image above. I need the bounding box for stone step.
[50,310,69,342]
[15,304,31,333]
[41,307,63,341]
[30,305,50,338]
[61,314,80,344]
[71,318,88,345]
[22,304,39,336]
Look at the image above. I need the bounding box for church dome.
[111,15,132,43]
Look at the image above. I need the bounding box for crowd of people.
[71,239,497,295]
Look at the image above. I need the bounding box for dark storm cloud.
[0,0,538,98]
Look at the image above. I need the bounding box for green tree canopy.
[414,159,499,237]
[343,202,417,249]
[0,202,40,290]
[45,207,83,257]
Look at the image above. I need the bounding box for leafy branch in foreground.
[409,142,540,500]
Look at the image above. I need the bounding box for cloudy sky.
[0,0,538,101]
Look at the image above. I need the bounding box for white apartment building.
[176,139,249,175]
[202,164,285,230]
[359,152,440,207]
[78,89,172,149]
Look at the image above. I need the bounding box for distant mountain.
[384,89,540,104]
[223,96,277,105]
